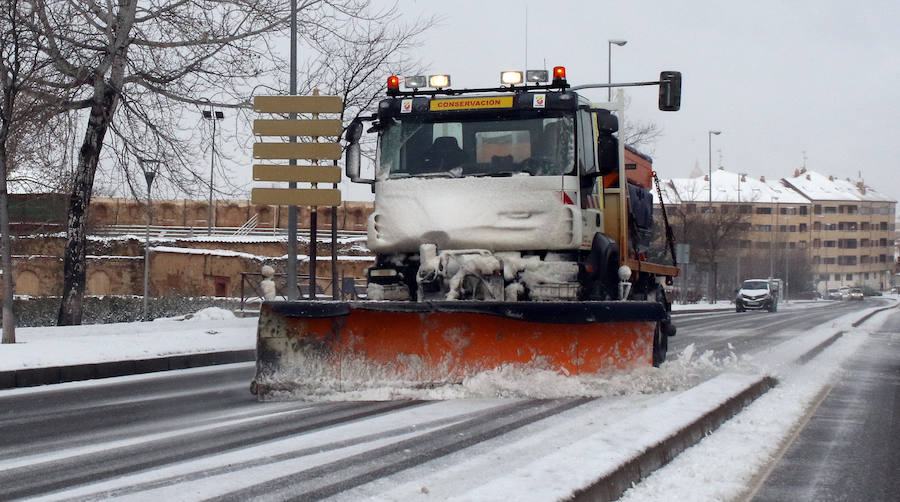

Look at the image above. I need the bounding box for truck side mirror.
[344,119,364,182]
[594,109,619,176]
[597,134,618,176]
[658,71,682,111]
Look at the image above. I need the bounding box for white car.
[735,279,778,313]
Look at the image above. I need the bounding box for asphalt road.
[670,299,888,359]
[0,299,887,500]
[750,307,900,502]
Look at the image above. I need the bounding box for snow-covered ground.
[1,301,896,500]
[0,307,257,372]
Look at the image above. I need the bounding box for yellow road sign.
[253,95,343,114]
[253,119,342,137]
[253,142,341,160]
[251,188,341,207]
[252,164,341,183]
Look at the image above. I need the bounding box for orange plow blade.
[252,301,666,400]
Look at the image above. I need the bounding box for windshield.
[376,113,575,179]
[743,281,769,290]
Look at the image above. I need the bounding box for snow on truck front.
[369,92,585,254]
[359,90,605,301]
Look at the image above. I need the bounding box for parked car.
[827,289,842,300]
[848,288,864,300]
[735,279,778,313]
[839,286,851,300]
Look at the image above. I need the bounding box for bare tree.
[620,94,663,151]
[0,0,59,342]
[23,0,425,325]
[670,181,752,303]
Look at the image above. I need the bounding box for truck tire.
[652,322,667,367]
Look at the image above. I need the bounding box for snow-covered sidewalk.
[0,308,257,372]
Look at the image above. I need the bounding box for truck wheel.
[652,322,667,367]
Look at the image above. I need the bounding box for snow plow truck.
[252,66,682,399]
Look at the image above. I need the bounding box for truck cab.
[344,67,680,305]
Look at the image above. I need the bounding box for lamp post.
[708,130,721,205]
[770,196,778,278]
[138,158,160,321]
[607,39,627,101]
[202,108,224,235]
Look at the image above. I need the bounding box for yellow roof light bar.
[429,74,451,89]
[501,71,523,85]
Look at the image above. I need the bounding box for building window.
[799,206,808,215]
[739,205,752,214]
[684,204,696,214]
[814,204,822,214]
[813,239,821,248]
[779,225,787,232]
[789,225,797,232]
[846,274,853,281]
[799,223,807,232]
[824,206,837,214]
[701,206,716,214]
[824,257,836,265]
[824,240,836,247]
[838,239,857,249]
[813,222,821,231]
[799,241,807,249]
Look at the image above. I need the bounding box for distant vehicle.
[736,279,778,313]
[848,288,864,300]
[794,290,821,300]
[858,285,881,297]
[839,286,851,300]
[827,288,842,300]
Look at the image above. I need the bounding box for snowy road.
[0,299,893,501]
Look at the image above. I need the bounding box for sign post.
[252,94,343,300]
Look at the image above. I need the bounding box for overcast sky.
[359,0,899,204]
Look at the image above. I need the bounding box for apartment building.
[660,167,897,294]
[782,169,896,292]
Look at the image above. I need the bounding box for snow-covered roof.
[782,169,896,203]
[666,168,808,204]
[650,181,681,206]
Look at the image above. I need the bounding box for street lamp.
[770,196,778,278]
[138,157,160,321]
[201,108,225,235]
[608,39,627,101]
[708,130,721,206]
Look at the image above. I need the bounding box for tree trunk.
[56,86,118,326]
[0,147,15,343]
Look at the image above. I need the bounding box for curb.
[567,376,778,502]
[0,349,255,390]
[851,300,898,327]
